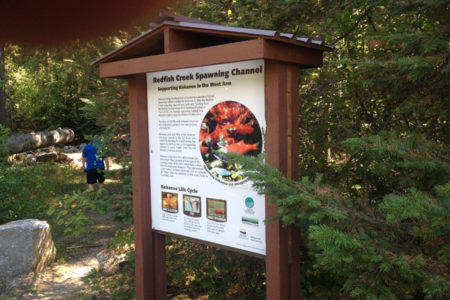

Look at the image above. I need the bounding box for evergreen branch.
[330,7,372,46]
[354,86,376,126]
[235,153,448,253]
[366,13,378,32]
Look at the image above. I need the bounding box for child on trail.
[82,140,109,191]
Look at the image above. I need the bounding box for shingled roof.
[93,11,332,67]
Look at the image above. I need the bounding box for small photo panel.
[162,191,178,213]
[183,194,201,217]
[206,198,227,222]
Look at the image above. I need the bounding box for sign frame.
[95,18,330,299]
[146,59,267,257]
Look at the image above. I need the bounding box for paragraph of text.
[160,155,208,178]
[158,95,214,117]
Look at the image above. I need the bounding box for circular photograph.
[199,101,263,183]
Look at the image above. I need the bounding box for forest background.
[0,0,448,299]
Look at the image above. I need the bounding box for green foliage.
[3,37,131,138]
[46,188,109,237]
[166,237,266,299]
[110,167,134,224]
[233,153,449,299]
[0,164,46,223]
[0,125,9,162]
[0,158,82,224]
[340,132,450,200]
[180,2,450,296]
[1,0,448,298]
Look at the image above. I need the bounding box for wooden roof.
[94,12,332,78]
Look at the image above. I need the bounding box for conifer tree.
[182,0,450,298]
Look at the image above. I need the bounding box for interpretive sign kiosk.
[94,12,331,300]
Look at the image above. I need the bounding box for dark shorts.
[86,168,105,184]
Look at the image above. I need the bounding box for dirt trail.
[0,150,125,299]
[0,210,121,300]
[2,247,102,299]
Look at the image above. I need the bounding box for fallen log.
[4,128,75,154]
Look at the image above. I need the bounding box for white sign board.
[147,59,266,256]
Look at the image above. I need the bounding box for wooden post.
[265,60,301,299]
[128,60,302,300]
[129,74,167,299]
[95,17,329,300]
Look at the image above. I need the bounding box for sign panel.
[147,59,266,255]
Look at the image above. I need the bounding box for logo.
[245,197,254,208]
[244,197,255,215]
[239,228,248,239]
[242,216,259,226]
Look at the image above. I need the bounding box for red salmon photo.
[199,101,262,182]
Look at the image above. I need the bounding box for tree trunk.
[0,43,7,126]
[4,128,75,154]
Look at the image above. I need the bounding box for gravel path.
[0,148,125,299]
[2,246,103,299]
[1,211,123,299]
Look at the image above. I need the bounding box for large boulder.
[0,219,56,277]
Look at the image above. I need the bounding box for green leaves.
[46,206,56,216]
[1,0,448,297]
[0,161,50,223]
[231,150,449,298]
[382,189,434,223]
[0,126,9,168]
[45,188,110,237]
[166,237,266,299]
[3,38,130,137]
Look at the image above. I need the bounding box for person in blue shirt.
[82,141,109,191]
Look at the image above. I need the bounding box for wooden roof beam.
[99,38,323,78]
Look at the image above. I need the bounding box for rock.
[36,152,71,163]
[25,154,37,164]
[96,248,128,275]
[42,145,57,153]
[35,152,57,162]
[63,145,80,153]
[0,219,56,277]
[8,152,37,164]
